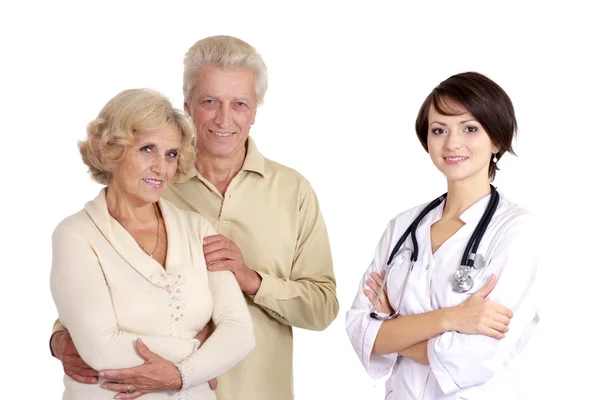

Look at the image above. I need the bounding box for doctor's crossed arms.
[366,271,514,341]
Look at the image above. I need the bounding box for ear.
[251,108,257,126]
[491,143,500,154]
[184,101,190,116]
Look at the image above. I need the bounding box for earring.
[492,154,498,163]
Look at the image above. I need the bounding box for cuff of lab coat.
[363,318,396,379]
[427,337,460,394]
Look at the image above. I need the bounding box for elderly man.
[50,35,338,400]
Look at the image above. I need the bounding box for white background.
[1,1,598,398]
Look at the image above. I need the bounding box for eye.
[233,101,247,110]
[465,126,478,133]
[167,151,178,158]
[201,99,218,109]
[140,145,152,153]
[431,128,445,135]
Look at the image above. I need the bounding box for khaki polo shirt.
[164,137,338,400]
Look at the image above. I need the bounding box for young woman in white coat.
[346,72,539,400]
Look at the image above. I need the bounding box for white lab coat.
[346,191,539,400]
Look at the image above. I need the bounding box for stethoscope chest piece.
[452,265,475,293]
[470,253,485,270]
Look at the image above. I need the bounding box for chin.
[136,190,163,205]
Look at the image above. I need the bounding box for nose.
[214,102,233,128]
[444,130,463,151]
[150,154,166,175]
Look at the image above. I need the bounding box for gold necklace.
[135,203,160,258]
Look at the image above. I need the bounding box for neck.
[105,185,156,226]
[443,177,491,220]
[195,144,247,192]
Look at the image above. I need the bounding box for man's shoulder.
[263,156,312,190]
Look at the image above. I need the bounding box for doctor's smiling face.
[415,72,517,183]
[426,100,498,185]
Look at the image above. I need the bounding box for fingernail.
[98,372,105,377]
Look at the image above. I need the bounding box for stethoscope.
[370,185,500,320]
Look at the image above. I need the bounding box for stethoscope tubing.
[370,186,499,320]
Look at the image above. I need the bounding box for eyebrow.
[429,119,478,127]
[198,93,252,102]
[430,121,447,127]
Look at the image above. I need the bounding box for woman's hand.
[99,338,182,399]
[364,271,394,315]
[447,274,514,339]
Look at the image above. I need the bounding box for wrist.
[243,270,262,296]
[171,362,185,391]
[438,307,455,332]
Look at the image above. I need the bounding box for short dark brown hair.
[415,72,517,181]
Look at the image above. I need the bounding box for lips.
[443,156,469,165]
[143,178,163,189]
[209,130,234,137]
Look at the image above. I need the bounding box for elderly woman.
[50,88,255,400]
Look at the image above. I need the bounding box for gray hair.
[183,35,268,104]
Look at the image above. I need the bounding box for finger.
[480,326,506,340]
[474,273,497,298]
[99,369,133,382]
[379,290,392,309]
[204,248,237,264]
[493,304,514,319]
[65,364,99,377]
[206,260,235,272]
[363,289,377,305]
[209,378,218,390]
[203,234,227,246]
[370,272,385,287]
[488,320,510,334]
[135,338,155,361]
[202,241,228,255]
[102,383,136,393]
[365,279,381,293]
[68,373,98,384]
[114,389,145,400]
[492,313,511,327]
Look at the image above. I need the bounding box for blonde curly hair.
[79,89,196,185]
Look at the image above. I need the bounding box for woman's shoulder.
[53,208,94,237]
[390,198,438,226]
[495,192,537,230]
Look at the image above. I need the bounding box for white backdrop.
[1,1,598,398]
